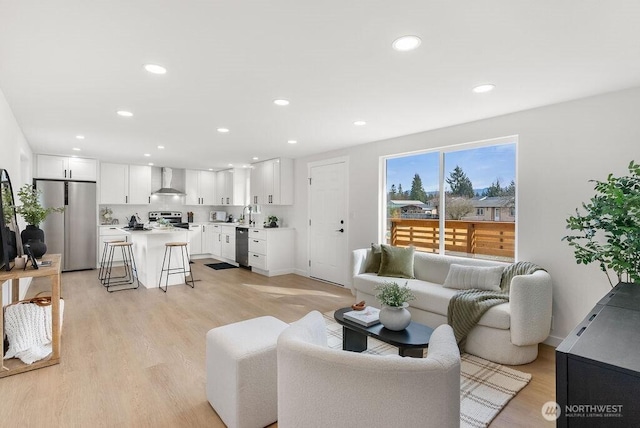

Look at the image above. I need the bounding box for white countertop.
[118,227,189,235]
[99,223,294,231]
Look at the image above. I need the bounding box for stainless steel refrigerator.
[36,179,97,271]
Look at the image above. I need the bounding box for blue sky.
[386,143,516,193]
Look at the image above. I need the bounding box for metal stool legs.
[99,239,124,282]
[101,242,140,292]
[158,242,195,292]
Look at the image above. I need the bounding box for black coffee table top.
[334,307,433,349]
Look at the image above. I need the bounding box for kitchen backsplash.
[99,201,293,227]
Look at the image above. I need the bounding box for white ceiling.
[1,1,639,170]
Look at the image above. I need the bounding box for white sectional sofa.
[351,248,552,365]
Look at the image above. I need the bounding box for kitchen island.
[119,227,191,289]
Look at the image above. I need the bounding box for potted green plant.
[15,184,64,258]
[375,281,415,330]
[563,160,640,286]
[266,215,279,228]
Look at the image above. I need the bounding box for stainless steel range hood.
[152,167,185,196]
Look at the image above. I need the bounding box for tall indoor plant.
[563,160,640,286]
[15,184,64,258]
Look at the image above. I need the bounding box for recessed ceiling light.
[76,135,85,140]
[353,120,367,126]
[148,162,154,166]
[217,128,230,133]
[117,110,133,117]
[144,64,167,74]
[228,163,233,167]
[71,155,78,158]
[157,145,164,149]
[144,153,151,157]
[472,84,495,93]
[252,157,259,160]
[72,147,81,151]
[287,140,297,144]
[392,35,422,52]
[273,99,290,106]
[208,168,213,171]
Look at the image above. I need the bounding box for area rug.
[205,262,238,270]
[322,312,531,428]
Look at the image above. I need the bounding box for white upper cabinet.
[186,170,216,205]
[36,155,97,181]
[216,168,248,206]
[249,158,293,205]
[100,163,151,204]
[128,165,152,204]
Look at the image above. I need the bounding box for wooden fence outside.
[390,218,515,260]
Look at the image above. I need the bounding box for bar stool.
[102,241,140,292]
[158,242,195,292]
[98,239,125,282]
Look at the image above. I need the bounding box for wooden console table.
[0,254,62,378]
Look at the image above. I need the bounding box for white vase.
[379,303,411,331]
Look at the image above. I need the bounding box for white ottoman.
[206,316,288,428]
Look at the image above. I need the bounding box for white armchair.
[277,311,461,428]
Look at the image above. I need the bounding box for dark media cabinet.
[556,282,640,427]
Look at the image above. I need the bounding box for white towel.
[4,300,64,364]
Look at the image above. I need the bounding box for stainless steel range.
[148,211,189,229]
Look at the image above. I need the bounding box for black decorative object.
[556,282,640,426]
[21,225,47,258]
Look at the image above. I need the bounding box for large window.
[384,138,516,261]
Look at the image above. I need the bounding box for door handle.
[335,228,344,233]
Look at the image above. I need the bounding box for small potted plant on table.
[15,184,64,258]
[375,281,416,331]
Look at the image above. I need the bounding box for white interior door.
[309,160,348,285]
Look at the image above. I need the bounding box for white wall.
[0,86,34,302]
[291,87,640,344]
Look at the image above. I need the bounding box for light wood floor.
[0,260,556,427]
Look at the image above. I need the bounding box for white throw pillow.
[443,264,504,291]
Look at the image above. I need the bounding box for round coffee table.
[334,307,434,358]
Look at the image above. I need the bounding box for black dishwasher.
[236,227,249,267]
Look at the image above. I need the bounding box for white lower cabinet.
[248,228,294,276]
[208,224,222,258]
[188,224,203,255]
[221,226,236,261]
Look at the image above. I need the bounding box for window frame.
[380,135,518,259]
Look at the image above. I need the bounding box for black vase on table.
[21,225,47,258]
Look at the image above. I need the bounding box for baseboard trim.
[543,334,563,348]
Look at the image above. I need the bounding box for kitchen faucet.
[243,205,260,226]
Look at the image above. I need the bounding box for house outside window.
[384,138,516,261]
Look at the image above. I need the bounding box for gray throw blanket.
[447,261,545,348]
